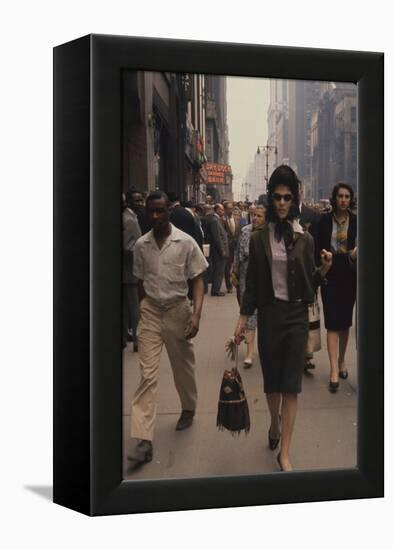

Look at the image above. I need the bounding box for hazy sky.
[227,76,270,198]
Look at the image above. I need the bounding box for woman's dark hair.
[265,165,300,246]
[266,165,300,221]
[329,182,355,211]
[145,190,169,208]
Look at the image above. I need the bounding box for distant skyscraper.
[205,75,231,200]
[268,79,357,201]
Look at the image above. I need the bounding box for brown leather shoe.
[175,410,195,431]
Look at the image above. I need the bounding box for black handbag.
[216,341,250,435]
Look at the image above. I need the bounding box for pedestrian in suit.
[122,192,142,351]
[299,202,320,246]
[167,193,201,245]
[205,203,229,296]
[223,201,241,293]
[182,201,204,250]
[234,165,332,472]
[298,184,321,372]
[317,183,357,393]
[167,193,204,300]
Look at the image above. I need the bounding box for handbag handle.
[232,342,239,374]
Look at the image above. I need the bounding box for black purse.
[216,341,250,435]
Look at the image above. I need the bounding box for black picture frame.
[53,34,384,516]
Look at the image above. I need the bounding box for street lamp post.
[243,181,250,201]
[257,142,278,190]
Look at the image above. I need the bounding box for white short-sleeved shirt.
[133,223,208,305]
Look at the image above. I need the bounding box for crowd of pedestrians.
[123,167,357,473]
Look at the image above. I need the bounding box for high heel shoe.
[277,453,283,472]
[338,370,348,379]
[329,380,339,393]
[268,415,281,450]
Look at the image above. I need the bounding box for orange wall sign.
[206,163,232,185]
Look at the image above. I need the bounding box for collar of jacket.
[291,219,304,234]
[260,226,272,271]
[260,222,304,272]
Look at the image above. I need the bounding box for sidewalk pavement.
[123,290,357,480]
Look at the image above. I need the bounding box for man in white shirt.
[128,191,208,471]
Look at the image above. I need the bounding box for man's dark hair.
[330,182,355,211]
[145,190,169,208]
[166,191,179,204]
[195,205,204,215]
[182,200,195,209]
[125,187,142,205]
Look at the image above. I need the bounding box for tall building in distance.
[268,79,289,167]
[267,79,357,201]
[242,150,266,202]
[310,82,357,200]
[204,75,232,201]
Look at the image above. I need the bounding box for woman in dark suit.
[234,165,332,472]
[317,183,357,393]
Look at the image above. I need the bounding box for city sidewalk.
[123,290,357,480]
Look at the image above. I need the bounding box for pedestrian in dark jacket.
[167,193,201,245]
[234,165,332,472]
[204,203,229,296]
[317,183,357,393]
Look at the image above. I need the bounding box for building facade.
[310,82,357,200]
[122,71,208,203]
[267,79,357,202]
[204,75,232,201]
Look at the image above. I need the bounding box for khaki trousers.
[130,297,197,441]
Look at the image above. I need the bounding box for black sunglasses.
[272,192,293,202]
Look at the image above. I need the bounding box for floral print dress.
[234,224,258,330]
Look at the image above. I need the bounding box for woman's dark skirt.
[257,299,308,395]
[321,279,356,331]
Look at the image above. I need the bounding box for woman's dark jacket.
[317,211,357,283]
[240,225,324,316]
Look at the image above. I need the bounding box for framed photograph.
[53,34,383,516]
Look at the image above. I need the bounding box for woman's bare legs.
[244,329,256,363]
[266,392,281,438]
[279,393,298,471]
[338,329,350,373]
[327,330,339,382]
